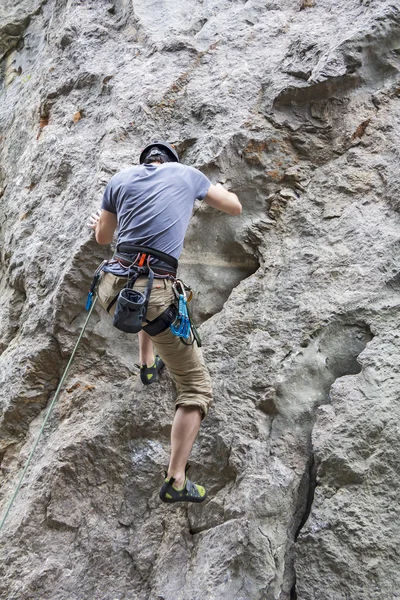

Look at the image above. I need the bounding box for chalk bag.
[112,288,147,333]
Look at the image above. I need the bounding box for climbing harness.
[108,245,178,335]
[0,298,98,533]
[95,246,201,345]
[94,245,185,338]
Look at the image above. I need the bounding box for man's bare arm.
[87,209,118,244]
[203,183,242,215]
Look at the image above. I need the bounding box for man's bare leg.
[167,406,202,488]
[138,330,155,366]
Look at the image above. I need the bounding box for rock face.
[0,1,399,598]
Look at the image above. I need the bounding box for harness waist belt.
[116,244,178,269]
[113,257,176,277]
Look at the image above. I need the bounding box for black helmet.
[139,140,180,164]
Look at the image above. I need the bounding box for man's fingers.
[86,209,101,229]
[87,216,99,228]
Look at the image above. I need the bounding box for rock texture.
[1,1,400,599]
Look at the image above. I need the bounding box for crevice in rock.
[289,452,317,600]
[273,320,374,598]
[286,322,374,599]
[294,454,317,541]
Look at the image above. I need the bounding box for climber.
[87,140,242,503]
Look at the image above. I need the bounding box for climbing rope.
[0,297,98,533]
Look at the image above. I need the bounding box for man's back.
[102,163,210,259]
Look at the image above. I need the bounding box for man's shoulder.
[110,165,142,184]
[161,163,203,177]
[161,163,186,171]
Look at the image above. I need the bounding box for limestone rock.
[0,1,399,599]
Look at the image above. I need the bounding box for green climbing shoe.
[140,355,164,385]
[159,476,207,504]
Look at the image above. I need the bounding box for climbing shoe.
[159,476,207,504]
[140,355,164,385]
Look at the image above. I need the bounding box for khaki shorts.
[97,272,213,417]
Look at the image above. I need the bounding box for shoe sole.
[159,492,207,504]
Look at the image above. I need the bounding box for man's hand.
[86,209,117,244]
[87,210,101,231]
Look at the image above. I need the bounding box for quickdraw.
[170,280,202,347]
[86,260,108,310]
[170,281,191,339]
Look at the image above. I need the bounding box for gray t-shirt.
[101,163,211,259]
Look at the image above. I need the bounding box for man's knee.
[175,392,213,419]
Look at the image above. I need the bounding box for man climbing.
[88,140,241,503]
